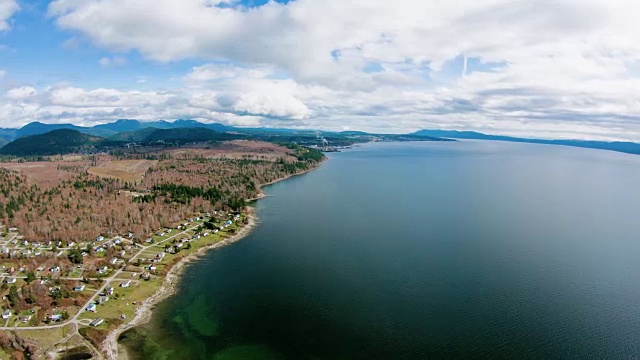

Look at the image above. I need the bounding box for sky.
[1,0,640,141]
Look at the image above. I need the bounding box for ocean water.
[120,140,640,359]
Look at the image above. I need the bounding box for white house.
[2,309,11,319]
[96,236,105,242]
[86,303,97,312]
[74,284,86,292]
[97,266,109,274]
[120,280,131,288]
[5,277,16,284]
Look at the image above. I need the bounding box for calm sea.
[120,140,640,359]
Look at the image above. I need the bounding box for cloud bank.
[2,0,640,141]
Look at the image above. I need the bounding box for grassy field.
[88,160,156,182]
[77,277,163,325]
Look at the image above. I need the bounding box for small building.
[106,287,114,296]
[120,280,131,288]
[97,266,108,274]
[109,258,119,265]
[86,303,97,312]
[73,284,86,292]
[5,277,16,284]
[90,318,104,327]
[19,315,32,323]
[96,236,105,242]
[50,266,61,272]
[49,313,62,322]
[2,309,11,319]
[97,296,109,304]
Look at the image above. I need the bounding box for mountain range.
[412,130,640,155]
[0,119,638,157]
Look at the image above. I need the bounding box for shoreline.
[101,159,326,360]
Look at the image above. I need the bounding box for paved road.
[0,221,204,331]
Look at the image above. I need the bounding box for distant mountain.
[412,130,640,155]
[0,120,236,146]
[0,129,121,156]
[17,122,85,138]
[110,127,240,143]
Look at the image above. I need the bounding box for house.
[145,238,153,244]
[155,231,165,237]
[120,280,131,288]
[140,272,150,280]
[86,303,97,312]
[2,309,11,319]
[96,236,105,242]
[226,220,233,225]
[5,277,16,284]
[19,315,32,323]
[73,284,86,292]
[106,287,114,296]
[97,296,109,304]
[8,227,17,232]
[192,234,200,240]
[109,258,119,265]
[156,253,165,260]
[147,265,157,272]
[67,242,75,248]
[1,248,8,254]
[90,318,104,327]
[97,266,109,274]
[126,232,134,238]
[49,313,62,322]
[213,229,219,234]
[50,266,61,272]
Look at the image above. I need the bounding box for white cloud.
[6,0,637,140]
[6,86,37,100]
[0,69,6,78]
[98,56,127,67]
[0,0,19,31]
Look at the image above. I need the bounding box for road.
[0,221,204,331]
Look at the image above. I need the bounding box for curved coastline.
[102,159,326,360]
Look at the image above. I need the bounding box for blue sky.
[0,0,639,141]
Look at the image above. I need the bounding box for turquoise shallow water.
[121,140,640,359]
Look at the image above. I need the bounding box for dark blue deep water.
[121,141,640,359]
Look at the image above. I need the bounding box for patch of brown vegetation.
[0,160,92,188]
[88,160,157,182]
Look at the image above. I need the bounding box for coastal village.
[0,209,248,358]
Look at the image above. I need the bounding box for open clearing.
[88,160,156,182]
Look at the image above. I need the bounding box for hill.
[412,130,640,155]
[0,129,120,156]
[110,127,240,144]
